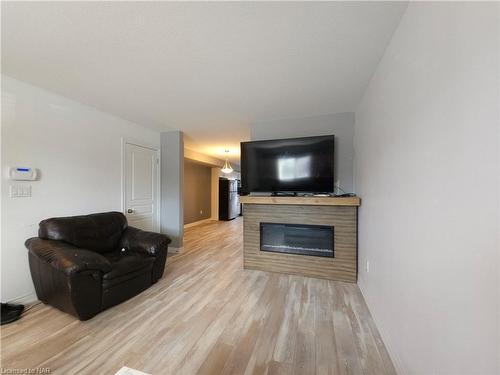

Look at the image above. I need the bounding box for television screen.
[240,135,334,193]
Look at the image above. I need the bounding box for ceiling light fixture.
[221,150,233,174]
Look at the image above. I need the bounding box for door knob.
[127,208,134,213]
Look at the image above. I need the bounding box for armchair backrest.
[38,211,128,253]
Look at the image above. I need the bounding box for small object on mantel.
[335,193,357,198]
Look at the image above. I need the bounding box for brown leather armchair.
[25,212,171,320]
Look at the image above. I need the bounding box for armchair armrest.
[25,238,112,276]
[119,227,171,256]
[119,227,171,283]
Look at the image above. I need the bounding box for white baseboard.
[184,218,215,229]
[9,292,38,305]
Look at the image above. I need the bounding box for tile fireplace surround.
[240,196,360,283]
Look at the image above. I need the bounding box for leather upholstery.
[25,238,112,276]
[120,226,170,256]
[119,227,170,283]
[38,211,127,253]
[102,251,155,280]
[26,212,171,320]
[28,253,103,320]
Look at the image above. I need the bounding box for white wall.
[160,131,184,248]
[354,3,499,374]
[250,112,355,193]
[1,76,160,302]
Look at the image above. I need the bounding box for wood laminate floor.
[0,218,396,375]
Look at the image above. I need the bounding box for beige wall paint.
[184,147,241,222]
[183,159,212,225]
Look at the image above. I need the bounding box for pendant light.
[221,149,233,174]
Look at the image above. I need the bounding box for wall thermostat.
[9,167,38,181]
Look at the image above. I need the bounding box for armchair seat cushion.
[102,251,155,281]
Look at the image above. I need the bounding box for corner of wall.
[160,130,184,247]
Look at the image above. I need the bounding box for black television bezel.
[240,134,335,194]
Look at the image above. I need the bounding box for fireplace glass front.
[260,222,334,258]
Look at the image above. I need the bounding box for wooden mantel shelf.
[239,195,361,207]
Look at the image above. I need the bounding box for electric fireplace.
[260,222,334,258]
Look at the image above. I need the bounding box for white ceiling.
[2,1,407,163]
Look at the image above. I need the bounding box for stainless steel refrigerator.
[219,178,239,220]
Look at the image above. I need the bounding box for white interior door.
[123,142,159,232]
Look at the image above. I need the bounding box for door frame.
[121,138,161,232]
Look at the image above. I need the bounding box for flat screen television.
[240,135,334,194]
